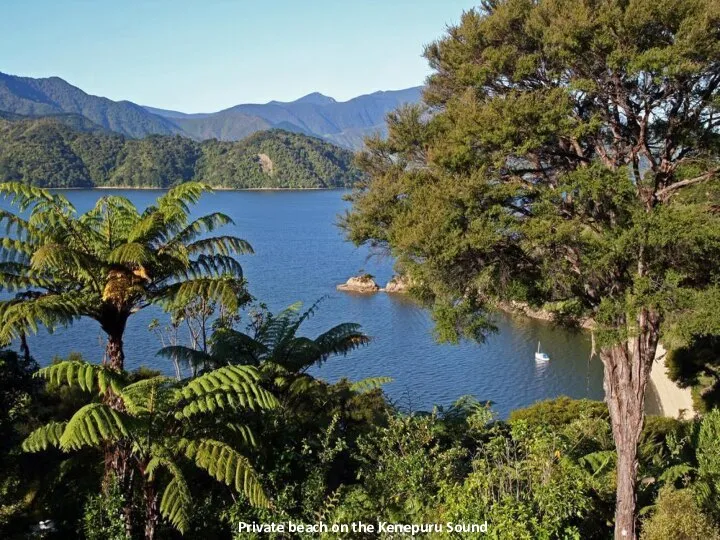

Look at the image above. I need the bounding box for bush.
[83,477,129,540]
[640,487,720,540]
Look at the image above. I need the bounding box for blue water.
[7,189,604,417]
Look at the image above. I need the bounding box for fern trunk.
[600,309,660,540]
[105,331,125,372]
[144,480,160,540]
[103,441,135,538]
[19,331,31,363]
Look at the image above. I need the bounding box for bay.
[11,189,605,417]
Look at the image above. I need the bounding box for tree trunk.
[599,309,660,540]
[101,324,133,534]
[19,331,31,363]
[102,446,134,538]
[144,480,160,540]
[105,331,125,372]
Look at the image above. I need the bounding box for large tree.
[343,1,720,538]
[0,182,252,372]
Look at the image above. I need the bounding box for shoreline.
[499,302,696,418]
[648,344,696,419]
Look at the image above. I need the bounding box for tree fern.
[59,403,130,450]
[180,438,269,508]
[23,361,277,535]
[350,376,394,393]
[36,360,124,395]
[0,181,252,374]
[22,421,68,452]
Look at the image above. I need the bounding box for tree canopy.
[0,115,362,189]
[343,1,720,537]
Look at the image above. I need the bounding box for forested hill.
[0,114,362,189]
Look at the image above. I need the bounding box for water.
[7,189,605,417]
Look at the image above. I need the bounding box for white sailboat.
[535,341,550,362]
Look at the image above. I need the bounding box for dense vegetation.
[2,1,720,538]
[343,1,720,537]
[0,116,361,188]
[0,185,718,539]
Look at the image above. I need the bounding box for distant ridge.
[0,72,422,149]
[0,72,183,138]
[146,86,423,149]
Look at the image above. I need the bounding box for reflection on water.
[8,189,605,417]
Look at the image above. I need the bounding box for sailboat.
[535,341,550,362]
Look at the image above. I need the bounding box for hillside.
[0,115,361,189]
[0,72,422,149]
[0,72,183,138]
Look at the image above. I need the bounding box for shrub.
[640,487,719,540]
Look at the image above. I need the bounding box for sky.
[0,0,476,113]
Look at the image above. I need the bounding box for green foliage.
[697,409,720,520]
[640,487,720,540]
[343,2,720,533]
[0,182,252,372]
[83,475,129,540]
[0,114,362,189]
[22,359,277,535]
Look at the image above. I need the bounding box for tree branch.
[656,167,720,201]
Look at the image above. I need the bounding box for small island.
[336,274,381,293]
[337,274,410,294]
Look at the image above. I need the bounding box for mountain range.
[0,72,422,149]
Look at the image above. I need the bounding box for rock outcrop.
[336,275,381,293]
[384,275,410,293]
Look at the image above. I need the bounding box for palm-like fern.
[159,299,370,374]
[0,182,253,371]
[22,360,277,537]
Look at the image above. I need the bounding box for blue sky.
[0,0,475,112]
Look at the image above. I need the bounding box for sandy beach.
[648,343,696,419]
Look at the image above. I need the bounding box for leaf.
[350,376,394,393]
[22,422,68,452]
[179,438,269,508]
[36,360,123,396]
[59,403,130,450]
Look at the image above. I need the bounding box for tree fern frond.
[579,450,615,477]
[186,236,254,256]
[177,365,277,413]
[36,360,123,395]
[120,376,175,415]
[144,455,193,534]
[160,476,192,533]
[155,277,248,312]
[314,322,370,362]
[31,244,100,281]
[107,242,156,265]
[0,182,55,211]
[0,209,35,238]
[22,422,68,452]
[350,376,394,393]
[180,438,269,508]
[0,293,88,344]
[59,403,130,451]
[164,213,237,249]
[156,346,212,371]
